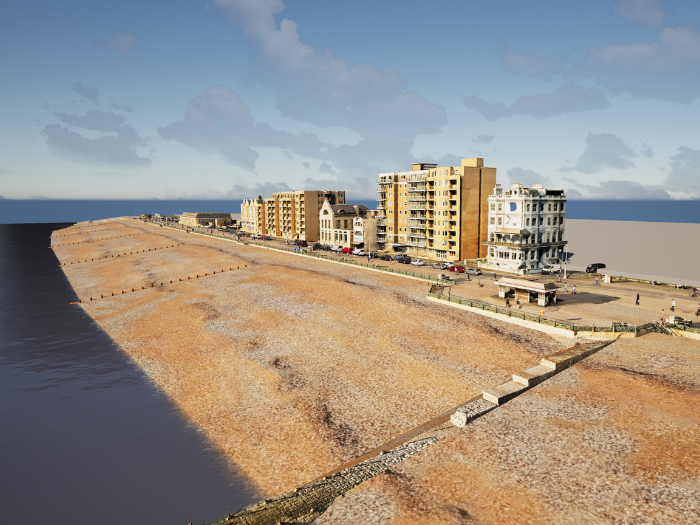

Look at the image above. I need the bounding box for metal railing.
[427,291,649,334]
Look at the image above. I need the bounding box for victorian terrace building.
[480,183,567,274]
[319,202,376,249]
[376,158,496,262]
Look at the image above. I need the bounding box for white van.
[541,264,562,275]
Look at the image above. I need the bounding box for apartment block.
[376,158,496,262]
[241,190,345,241]
[480,183,567,274]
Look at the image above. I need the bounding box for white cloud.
[665,147,700,197]
[499,24,700,104]
[72,82,99,104]
[472,135,495,144]
[507,167,554,187]
[55,109,145,147]
[207,0,446,141]
[110,102,134,113]
[462,82,609,121]
[94,31,139,57]
[563,177,671,199]
[43,124,150,166]
[561,133,637,174]
[158,85,328,172]
[499,40,570,81]
[612,0,671,31]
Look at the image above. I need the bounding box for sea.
[0,223,256,525]
[0,199,699,224]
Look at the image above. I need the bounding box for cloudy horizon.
[1,0,699,200]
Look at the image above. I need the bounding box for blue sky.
[1,0,699,200]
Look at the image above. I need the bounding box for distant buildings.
[480,183,567,274]
[241,190,345,242]
[179,212,233,228]
[376,158,496,262]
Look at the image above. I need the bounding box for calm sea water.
[1,199,698,224]
[0,223,257,524]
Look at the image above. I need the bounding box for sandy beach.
[51,218,700,524]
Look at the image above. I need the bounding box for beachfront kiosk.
[497,277,560,307]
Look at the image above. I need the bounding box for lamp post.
[564,243,569,280]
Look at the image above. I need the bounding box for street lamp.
[564,243,569,280]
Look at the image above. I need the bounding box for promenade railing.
[427,291,651,334]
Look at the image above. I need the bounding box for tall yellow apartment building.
[241,190,345,241]
[376,158,496,261]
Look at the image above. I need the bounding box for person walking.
[636,293,640,306]
[564,282,568,294]
[573,284,577,294]
[506,297,510,307]
[661,308,665,322]
[594,277,599,286]
[672,299,676,312]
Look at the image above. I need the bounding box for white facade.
[319,201,370,248]
[479,183,567,274]
[353,214,378,252]
[240,196,264,234]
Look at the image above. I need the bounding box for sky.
[1,0,699,201]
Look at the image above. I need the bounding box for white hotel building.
[479,183,567,274]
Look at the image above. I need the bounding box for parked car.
[352,248,365,256]
[432,262,451,270]
[465,268,482,276]
[541,264,561,275]
[380,254,392,261]
[394,254,408,260]
[410,259,424,266]
[293,240,307,247]
[398,257,412,264]
[341,247,352,254]
[313,243,323,250]
[450,265,466,273]
[586,263,606,273]
[329,244,341,252]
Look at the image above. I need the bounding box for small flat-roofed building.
[179,212,233,228]
[497,277,560,307]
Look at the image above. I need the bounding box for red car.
[450,265,466,273]
[341,247,352,254]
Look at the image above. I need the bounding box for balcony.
[377,218,386,226]
[406,239,427,247]
[409,203,426,210]
[408,232,426,239]
[408,220,425,228]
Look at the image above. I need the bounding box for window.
[553,217,557,225]
[526,204,530,212]
[498,217,502,225]
[548,203,552,211]
[510,202,517,211]
[547,217,551,225]
[498,204,503,211]
[526,218,530,226]
[539,218,543,225]
[554,204,558,211]
[490,203,495,211]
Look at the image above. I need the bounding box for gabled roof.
[330,204,369,215]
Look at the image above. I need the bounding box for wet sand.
[52,218,700,524]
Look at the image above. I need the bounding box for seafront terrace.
[52,216,700,525]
